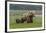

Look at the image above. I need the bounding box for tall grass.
[9,16,42,29]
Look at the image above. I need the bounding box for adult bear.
[27,12,35,23]
[22,12,35,23]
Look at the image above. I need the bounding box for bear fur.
[16,12,35,23]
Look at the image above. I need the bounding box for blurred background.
[9,4,42,16]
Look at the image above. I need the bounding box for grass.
[9,16,42,29]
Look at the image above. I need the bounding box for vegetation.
[10,4,42,10]
[9,15,42,29]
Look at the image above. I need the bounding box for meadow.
[9,15,42,29]
[9,4,42,29]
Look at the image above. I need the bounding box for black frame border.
[5,1,45,33]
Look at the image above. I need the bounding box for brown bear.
[26,12,35,23]
[22,12,35,23]
[16,12,35,23]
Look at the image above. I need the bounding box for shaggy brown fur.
[16,12,35,23]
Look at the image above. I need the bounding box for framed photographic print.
[5,1,45,32]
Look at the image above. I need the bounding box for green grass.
[9,16,42,29]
